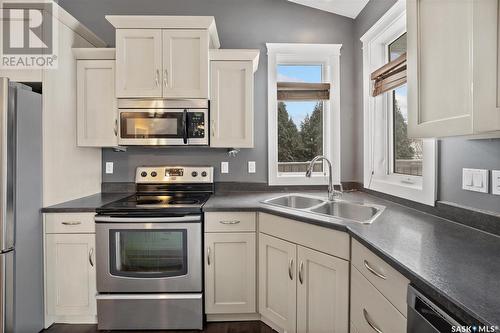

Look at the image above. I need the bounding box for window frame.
[266,43,342,186]
[361,0,437,206]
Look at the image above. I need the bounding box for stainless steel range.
[95,166,213,331]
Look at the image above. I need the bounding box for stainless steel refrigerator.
[0,78,43,333]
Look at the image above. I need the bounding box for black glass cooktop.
[97,192,211,216]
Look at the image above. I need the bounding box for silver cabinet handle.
[114,119,118,136]
[207,246,211,266]
[219,220,240,225]
[363,260,386,280]
[288,258,294,280]
[155,69,160,87]
[211,119,215,137]
[89,248,94,267]
[62,221,81,226]
[363,309,383,333]
[298,261,304,284]
[163,69,168,87]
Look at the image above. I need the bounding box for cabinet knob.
[207,246,211,266]
[164,69,168,87]
[298,261,304,284]
[288,258,294,280]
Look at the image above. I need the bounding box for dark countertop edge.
[205,203,494,326]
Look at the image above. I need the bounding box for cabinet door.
[205,233,256,314]
[407,0,473,137]
[296,246,349,333]
[45,233,96,319]
[77,60,117,147]
[259,233,297,333]
[115,29,162,98]
[473,0,500,133]
[210,61,254,148]
[162,30,209,98]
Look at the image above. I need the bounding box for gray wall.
[353,0,500,215]
[58,0,356,183]
[61,0,500,214]
[439,138,500,214]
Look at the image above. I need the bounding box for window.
[277,65,324,174]
[361,0,436,205]
[387,34,423,177]
[267,44,341,186]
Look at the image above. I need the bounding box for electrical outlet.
[105,162,114,174]
[221,162,229,174]
[248,161,256,173]
[492,170,500,195]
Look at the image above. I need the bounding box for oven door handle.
[94,215,201,223]
[182,109,188,144]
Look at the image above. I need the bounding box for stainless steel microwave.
[118,99,208,146]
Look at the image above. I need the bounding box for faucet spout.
[305,155,342,201]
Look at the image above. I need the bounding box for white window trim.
[266,43,342,186]
[361,0,437,206]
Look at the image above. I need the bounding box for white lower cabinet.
[45,233,96,323]
[297,246,349,333]
[259,232,349,333]
[258,233,297,332]
[350,266,406,333]
[205,232,256,314]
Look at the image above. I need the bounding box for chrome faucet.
[305,155,343,201]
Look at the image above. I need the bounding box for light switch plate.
[248,161,256,173]
[462,168,488,193]
[105,162,114,174]
[221,162,229,174]
[492,170,500,195]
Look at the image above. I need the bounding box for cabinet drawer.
[351,239,409,317]
[205,212,256,232]
[45,213,96,234]
[351,266,406,333]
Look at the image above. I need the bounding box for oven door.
[95,216,202,293]
[118,109,208,146]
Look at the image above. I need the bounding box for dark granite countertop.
[43,189,500,326]
[41,192,132,213]
[205,191,500,327]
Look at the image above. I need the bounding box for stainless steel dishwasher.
[407,285,463,332]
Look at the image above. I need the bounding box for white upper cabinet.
[115,29,163,98]
[407,0,500,138]
[76,59,117,147]
[209,50,259,148]
[108,16,220,99]
[163,30,209,98]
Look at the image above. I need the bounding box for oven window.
[109,229,188,278]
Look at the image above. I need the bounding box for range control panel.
[135,166,214,184]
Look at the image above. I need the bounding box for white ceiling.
[287,0,370,19]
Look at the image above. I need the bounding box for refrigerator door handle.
[0,78,14,252]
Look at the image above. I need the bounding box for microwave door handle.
[182,109,188,144]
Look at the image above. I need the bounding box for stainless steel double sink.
[261,194,385,224]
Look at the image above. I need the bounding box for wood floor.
[43,322,275,333]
